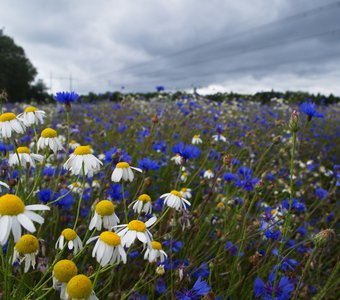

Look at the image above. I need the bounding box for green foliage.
[0,30,37,102]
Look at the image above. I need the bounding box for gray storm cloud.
[1,0,339,94]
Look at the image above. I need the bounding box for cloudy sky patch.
[1,0,339,94]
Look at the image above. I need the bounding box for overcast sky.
[1,0,340,95]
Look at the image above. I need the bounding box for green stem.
[272,131,297,299]
[73,164,86,230]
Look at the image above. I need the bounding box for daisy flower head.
[144,241,168,263]
[203,169,214,179]
[171,154,183,165]
[65,274,98,300]
[160,190,191,211]
[12,234,39,273]
[180,188,192,199]
[0,112,25,138]
[114,217,157,248]
[53,259,78,299]
[69,140,80,150]
[111,161,142,182]
[192,134,202,145]
[89,200,119,231]
[129,194,152,214]
[63,145,102,177]
[17,106,46,126]
[0,194,50,245]
[37,128,64,154]
[56,228,83,255]
[8,146,43,168]
[86,231,126,266]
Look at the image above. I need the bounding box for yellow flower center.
[127,220,146,232]
[181,188,187,192]
[24,106,37,113]
[41,128,57,138]
[170,190,182,198]
[182,172,188,177]
[70,140,77,144]
[217,201,224,208]
[61,228,77,241]
[95,200,115,216]
[17,146,30,154]
[15,234,39,254]
[74,145,91,155]
[116,162,129,169]
[271,209,277,215]
[207,169,212,173]
[53,260,78,283]
[0,194,25,215]
[0,112,16,122]
[99,231,121,246]
[151,241,162,250]
[66,274,93,299]
[193,134,200,138]
[138,194,151,202]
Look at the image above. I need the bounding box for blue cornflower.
[138,157,159,171]
[172,143,200,160]
[156,278,167,294]
[272,249,298,272]
[223,172,237,182]
[54,188,74,209]
[300,102,324,120]
[156,85,165,92]
[254,272,294,300]
[38,189,57,204]
[175,277,210,300]
[55,91,79,104]
[225,241,243,256]
[315,187,327,199]
[234,166,259,192]
[191,262,210,278]
[107,183,129,201]
[282,198,306,213]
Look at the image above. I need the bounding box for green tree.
[0,29,37,102]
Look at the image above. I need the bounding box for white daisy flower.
[160,190,191,211]
[180,171,188,182]
[89,200,119,231]
[37,128,64,154]
[0,194,50,245]
[63,145,102,177]
[111,162,142,182]
[8,146,44,168]
[92,179,101,189]
[144,241,168,263]
[171,154,183,165]
[0,112,26,138]
[56,228,83,255]
[69,140,80,150]
[212,134,227,142]
[114,217,157,248]
[86,231,127,266]
[53,259,78,300]
[203,169,215,179]
[192,134,202,144]
[180,188,192,199]
[0,181,9,192]
[12,234,39,273]
[129,194,152,214]
[65,274,98,300]
[17,106,46,126]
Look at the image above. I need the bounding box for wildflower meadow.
[0,92,338,300]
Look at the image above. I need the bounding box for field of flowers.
[0,92,338,300]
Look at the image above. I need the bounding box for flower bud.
[223,154,233,166]
[156,265,165,275]
[288,110,300,132]
[313,229,335,247]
